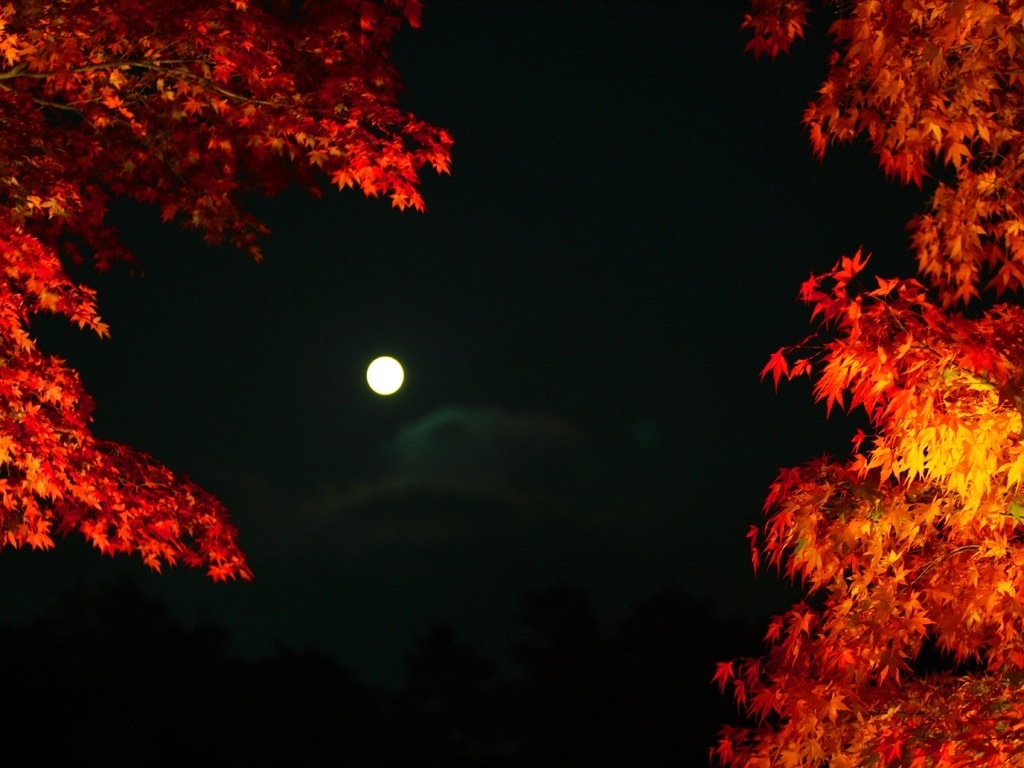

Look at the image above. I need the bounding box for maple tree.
[0,0,451,581]
[713,1,1024,766]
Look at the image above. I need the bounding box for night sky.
[3,1,926,693]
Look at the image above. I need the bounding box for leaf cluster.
[0,0,452,579]
[744,0,1024,305]
[718,1,1024,766]
[720,255,1024,766]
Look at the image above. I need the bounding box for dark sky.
[4,1,924,687]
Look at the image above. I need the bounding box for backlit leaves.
[0,0,451,579]
[746,0,1024,305]
[716,1,1024,766]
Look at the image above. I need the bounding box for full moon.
[366,356,404,396]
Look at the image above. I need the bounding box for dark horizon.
[2,573,762,765]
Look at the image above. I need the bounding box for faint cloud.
[382,406,582,498]
[282,406,588,551]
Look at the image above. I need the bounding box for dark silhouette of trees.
[0,578,393,764]
[392,624,511,765]
[616,590,756,766]
[392,585,762,767]
[507,586,627,765]
[0,579,758,764]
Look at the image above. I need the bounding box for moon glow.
[366,356,404,396]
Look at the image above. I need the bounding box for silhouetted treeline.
[0,579,761,766]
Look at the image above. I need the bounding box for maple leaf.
[833,249,869,287]
[789,358,812,378]
[712,661,735,693]
[746,525,761,576]
[761,349,790,391]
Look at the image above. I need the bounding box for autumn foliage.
[0,0,450,580]
[714,2,1024,766]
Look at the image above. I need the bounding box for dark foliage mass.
[2,579,758,765]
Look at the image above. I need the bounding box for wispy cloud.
[288,406,588,548]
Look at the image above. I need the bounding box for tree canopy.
[715,2,1024,766]
[0,0,451,580]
